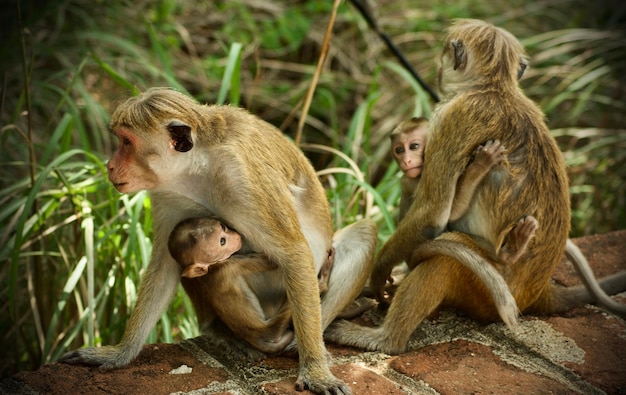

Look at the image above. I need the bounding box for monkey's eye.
[409,143,420,150]
[394,147,405,155]
[220,237,226,246]
[122,137,132,146]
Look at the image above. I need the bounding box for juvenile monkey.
[387,117,536,326]
[390,117,537,267]
[167,217,337,354]
[168,216,335,291]
[60,87,378,395]
[326,19,626,354]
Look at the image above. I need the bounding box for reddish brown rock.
[3,230,625,395]
[260,364,407,395]
[10,344,229,395]
[390,339,573,394]
[544,310,626,394]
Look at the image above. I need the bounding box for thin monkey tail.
[531,240,626,317]
[411,235,520,329]
[563,239,626,316]
[319,219,378,330]
[331,219,378,268]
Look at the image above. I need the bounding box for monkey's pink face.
[107,128,160,193]
[392,127,427,179]
[195,223,242,263]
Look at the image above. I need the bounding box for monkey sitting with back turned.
[168,216,336,354]
[326,19,626,355]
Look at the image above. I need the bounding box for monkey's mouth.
[113,182,128,189]
[404,166,423,179]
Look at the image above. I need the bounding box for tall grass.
[1,0,624,377]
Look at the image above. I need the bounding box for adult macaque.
[390,117,537,267]
[326,19,626,354]
[60,87,378,395]
[167,217,337,354]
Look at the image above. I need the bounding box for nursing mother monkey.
[59,87,377,395]
[326,19,626,354]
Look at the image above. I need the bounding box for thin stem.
[294,0,341,146]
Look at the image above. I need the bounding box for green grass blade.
[217,42,243,105]
[91,54,140,95]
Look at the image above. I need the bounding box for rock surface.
[3,230,625,395]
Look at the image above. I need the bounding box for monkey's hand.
[295,360,352,395]
[58,345,137,372]
[370,262,393,306]
[473,140,506,169]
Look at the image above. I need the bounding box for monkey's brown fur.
[60,87,378,394]
[326,19,581,354]
[388,117,536,327]
[168,217,292,354]
[392,125,538,269]
[167,217,341,354]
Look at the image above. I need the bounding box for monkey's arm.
[60,194,202,370]
[371,118,469,303]
[227,189,347,393]
[227,253,277,275]
[60,246,180,370]
[398,176,419,223]
[449,140,506,221]
[372,171,458,302]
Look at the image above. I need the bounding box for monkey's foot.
[500,215,538,265]
[336,297,377,319]
[325,320,405,355]
[295,366,352,395]
[58,345,135,372]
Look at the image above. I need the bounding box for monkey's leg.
[284,220,376,353]
[320,219,377,330]
[335,298,378,320]
[410,232,519,328]
[252,305,295,354]
[184,277,268,360]
[326,257,457,354]
[499,216,538,265]
[214,289,292,355]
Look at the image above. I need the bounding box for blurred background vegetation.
[1,0,624,378]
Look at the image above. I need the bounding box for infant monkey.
[168,217,335,354]
[390,117,537,265]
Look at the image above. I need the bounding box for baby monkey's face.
[195,221,242,264]
[392,127,427,179]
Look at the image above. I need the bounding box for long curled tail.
[412,235,520,329]
[555,239,626,317]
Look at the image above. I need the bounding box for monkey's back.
[433,88,570,309]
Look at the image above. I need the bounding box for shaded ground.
[3,230,625,395]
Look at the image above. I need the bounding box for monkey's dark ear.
[167,121,193,152]
[518,58,528,80]
[451,39,467,71]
